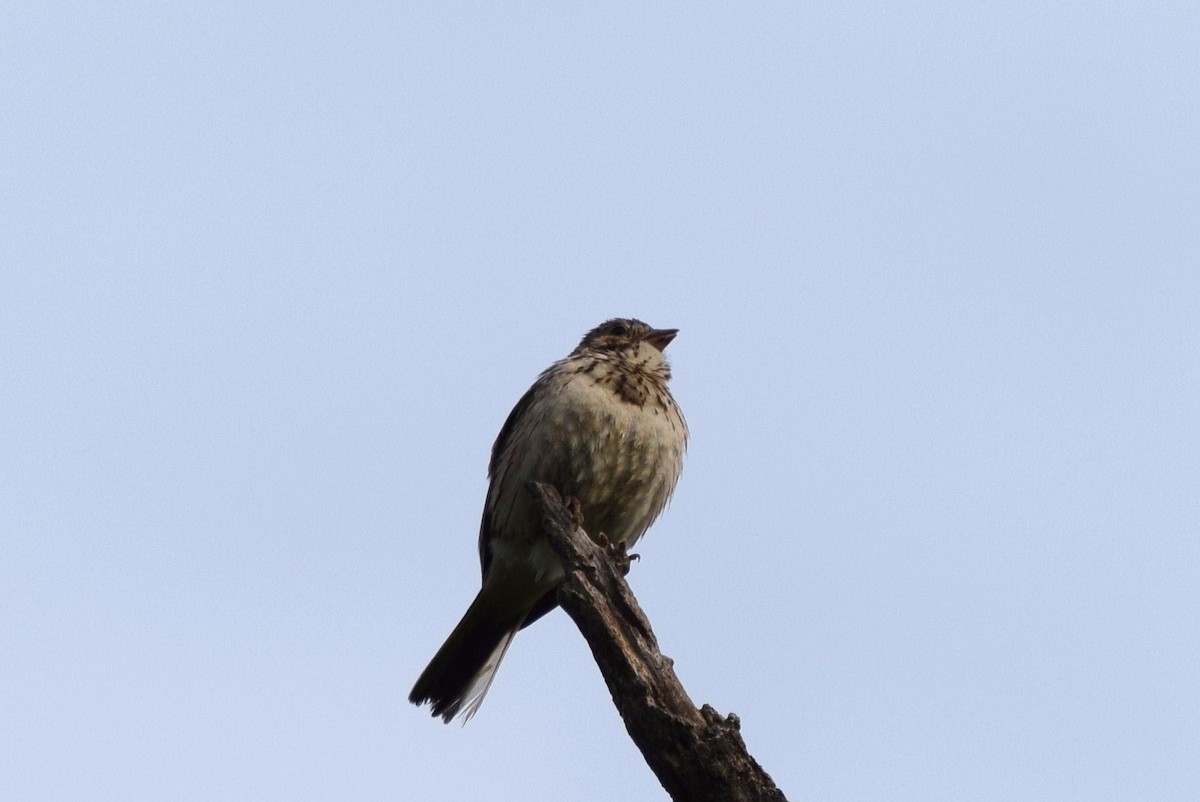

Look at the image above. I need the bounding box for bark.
[530,482,789,802]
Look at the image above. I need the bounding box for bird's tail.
[409,586,527,723]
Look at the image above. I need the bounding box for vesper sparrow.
[409,318,688,722]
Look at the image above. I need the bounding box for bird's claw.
[599,534,637,576]
[565,496,585,527]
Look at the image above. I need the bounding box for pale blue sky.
[3,4,1198,800]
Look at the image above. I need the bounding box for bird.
[409,318,688,723]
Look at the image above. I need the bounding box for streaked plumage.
[409,318,687,722]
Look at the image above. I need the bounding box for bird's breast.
[486,372,686,565]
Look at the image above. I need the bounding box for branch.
[529,482,789,802]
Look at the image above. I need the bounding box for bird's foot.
[599,534,638,576]
[564,495,585,528]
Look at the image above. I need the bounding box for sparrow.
[409,318,688,722]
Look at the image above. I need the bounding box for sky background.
[3,3,1198,800]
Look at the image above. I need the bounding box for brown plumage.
[409,318,688,722]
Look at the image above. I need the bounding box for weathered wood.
[530,482,789,802]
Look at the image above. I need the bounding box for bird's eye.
[609,324,629,337]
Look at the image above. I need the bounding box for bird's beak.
[643,328,678,352]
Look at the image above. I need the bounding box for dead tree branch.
[529,481,789,802]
